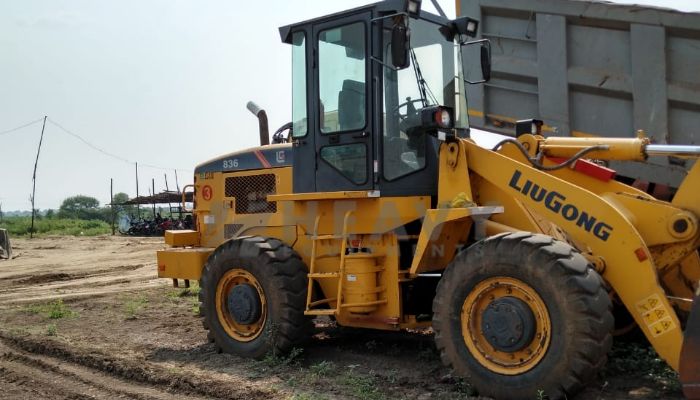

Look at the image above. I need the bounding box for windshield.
[381,17,467,180]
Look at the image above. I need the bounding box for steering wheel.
[392,97,426,135]
[393,97,425,121]
[272,122,293,144]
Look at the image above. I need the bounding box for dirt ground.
[0,236,684,400]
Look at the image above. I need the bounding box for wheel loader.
[156,1,700,398]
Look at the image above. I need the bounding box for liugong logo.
[508,170,613,241]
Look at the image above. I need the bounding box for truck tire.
[199,236,310,358]
[432,232,613,400]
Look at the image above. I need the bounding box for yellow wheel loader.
[156,1,700,398]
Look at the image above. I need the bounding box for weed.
[536,389,546,400]
[190,281,201,296]
[385,369,399,384]
[340,369,385,400]
[46,324,57,336]
[604,341,680,392]
[454,378,476,397]
[123,296,148,320]
[289,393,329,400]
[27,299,75,319]
[167,281,201,299]
[262,347,305,368]
[310,360,335,377]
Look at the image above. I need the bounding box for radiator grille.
[224,174,277,214]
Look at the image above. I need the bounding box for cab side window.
[318,22,368,185]
[318,22,366,133]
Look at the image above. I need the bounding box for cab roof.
[278,0,450,44]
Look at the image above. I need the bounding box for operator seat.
[338,79,365,132]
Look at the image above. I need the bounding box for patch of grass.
[604,341,680,392]
[123,296,148,320]
[27,299,75,319]
[340,368,385,400]
[310,360,335,377]
[0,216,110,237]
[165,282,201,315]
[261,347,305,368]
[46,324,57,336]
[289,393,330,400]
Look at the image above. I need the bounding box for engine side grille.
[224,174,277,214]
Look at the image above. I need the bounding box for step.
[308,272,340,279]
[304,309,338,316]
[312,234,344,240]
[340,299,388,308]
[309,297,337,308]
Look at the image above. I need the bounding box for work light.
[421,105,454,129]
[405,0,422,17]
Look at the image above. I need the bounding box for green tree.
[58,195,103,221]
[110,192,135,218]
[45,209,55,219]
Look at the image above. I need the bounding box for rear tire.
[199,236,311,358]
[432,232,613,400]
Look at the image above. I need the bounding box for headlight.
[435,109,451,128]
[420,105,454,130]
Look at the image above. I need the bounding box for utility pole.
[30,116,47,239]
[135,162,140,219]
[164,173,173,217]
[110,178,115,235]
[152,178,156,219]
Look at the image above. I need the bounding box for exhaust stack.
[246,101,270,146]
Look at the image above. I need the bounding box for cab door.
[310,13,374,192]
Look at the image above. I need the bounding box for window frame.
[316,20,370,136]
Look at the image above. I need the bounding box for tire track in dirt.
[0,332,272,400]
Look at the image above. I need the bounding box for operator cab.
[279,0,487,196]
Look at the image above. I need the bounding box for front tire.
[432,232,613,400]
[199,236,310,358]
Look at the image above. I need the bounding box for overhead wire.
[46,118,190,172]
[0,117,45,136]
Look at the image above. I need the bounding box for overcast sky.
[1,0,698,211]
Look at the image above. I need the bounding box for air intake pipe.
[246,101,270,146]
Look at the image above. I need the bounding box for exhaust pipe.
[246,101,270,146]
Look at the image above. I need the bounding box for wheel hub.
[227,284,262,325]
[481,296,536,352]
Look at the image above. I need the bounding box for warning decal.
[635,294,676,337]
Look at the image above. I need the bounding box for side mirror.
[464,39,491,84]
[480,42,491,82]
[391,22,410,70]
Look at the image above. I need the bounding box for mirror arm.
[370,56,401,71]
[371,12,410,23]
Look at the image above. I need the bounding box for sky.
[0,0,697,211]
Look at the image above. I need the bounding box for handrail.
[181,184,195,213]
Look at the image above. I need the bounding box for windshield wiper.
[410,48,439,108]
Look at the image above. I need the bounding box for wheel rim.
[461,276,551,375]
[216,269,266,342]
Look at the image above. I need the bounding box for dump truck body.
[459,0,700,187]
